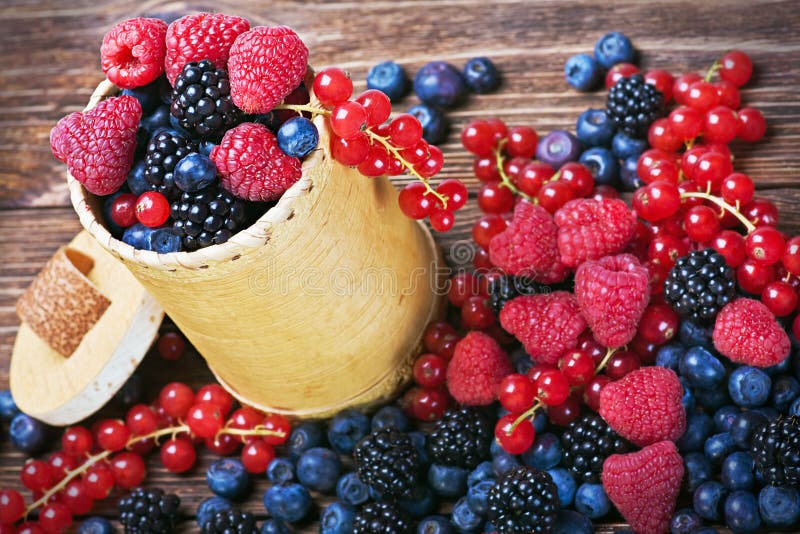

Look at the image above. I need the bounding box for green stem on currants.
[272,103,330,117]
[509,400,543,434]
[493,142,533,202]
[365,129,449,208]
[594,347,619,375]
[218,425,287,440]
[704,59,722,82]
[681,191,757,233]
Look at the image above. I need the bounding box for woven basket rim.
[68,71,327,271]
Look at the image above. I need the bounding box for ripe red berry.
[535,369,570,406]
[668,106,703,140]
[648,118,682,152]
[414,145,444,178]
[737,107,767,142]
[673,73,703,105]
[692,151,733,192]
[472,214,508,249]
[473,156,501,182]
[605,63,640,89]
[494,414,535,455]
[559,163,594,198]
[632,180,681,222]
[423,321,458,354]
[61,426,93,459]
[515,162,554,197]
[762,280,798,317]
[559,349,595,386]
[241,440,276,473]
[715,80,741,109]
[746,226,785,266]
[644,69,674,102]
[505,126,538,158]
[159,382,194,419]
[313,67,353,107]
[330,101,368,139]
[648,235,689,269]
[39,502,72,533]
[712,230,748,267]
[719,50,753,87]
[461,296,495,330]
[160,437,197,473]
[0,489,25,525]
[720,173,754,206]
[430,209,455,231]
[436,179,468,211]
[404,387,449,421]
[110,193,138,228]
[157,331,186,360]
[110,451,146,489]
[743,198,779,227]
[686,81,720,113]
[205,432,240,456]
[583,375,612,411]
[783,237,800,275]
[537,180,575,214]
[737,259,776,295]
[135,191,170,228]
[186,402,224,438]
[331,133,370,166]
[96,419,130,452]
[684,205,721,243]
[478,182,515,214]
[461,120,499,157]
[498,374,536,413]
[355,89,391,127]
[61,480,93,515]
[48,451,77,483]
[703,106,739,145]
[637,304,679,345]
[21,460,54,492]
[547,395,581,426]
[195,384,234,416]
[398,182,435,219]
[83,463,115,499]
[261,413,291,445]
[389,113,424,148]
[604,350,641,380]
[413,353,448,388]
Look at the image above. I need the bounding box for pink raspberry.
[499,292,586,365]
[446,331,513,406]
[164,12,250,85]
[227,26,309,114]
[602,441,684,534]
[713,298,791,367]
[50,96,142,196]
[489,201,567,283]
[574,253,650,348]
[101,18,168,89]
[555,198,637,268]
[599,366,686,447]
[211,123,303,201]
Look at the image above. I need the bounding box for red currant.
[719,50,752,87]
[783,237,800,275]
[632,180,681,222]
[673,73,703,105]
[668,106,703,140]
[160,437,197,473]
[605,63,639,89]
[472,214,508,249]
[503,157,530,183]
[83,463,114,499]
[423,321,457,353]
[158,382,194,419]
[330,101,367,139]
[357,143,390,177]
[241,440,276,474]
[648,235,689,269]
[737,259,776,294]
[389,114,423,148]
[21,459,54,492]
[692,151,733,192]
[686,81,720,113]
[0,489,25,525]
[644,69,674,102]
[583,376,611,411]
[505,126,538,158]
[110,452,146,489]
[261,414,291,445]
[559,163,594,198]
[703,106,739,145]
[135,191,170,228]
[746,226,785,266]
[355,89,391,127]
[186,402,224,438]
[157,331,185,361]
[313,67,353,107]
[537,180,575,214]
[737,107,766,142]
[720,173,754,206]
[96,419,130,452]
[400,141,430,165]
[461,296,495,330]
[17,524,45,534]
[558,350,595,386]
[474,156,501,182]
[494,414,535,454]
[637,303,678,345]
[228,407,265,444]
[415,145,444,178]
[762,280,798,316]
[61,480,93,515]
[743,198,779,227]
[715,80,741,109]
[515,162,554,197]
[39,502,72,534]
[478,182,515,214]
[535,369,570,406]
[461,120,499,157]
[547,395,581,426]
[684,205,721,243]
[436,179,468,211]
[413,354,448,388]
[398,182,435,219]
[61,426,93,458]
[498,374,536,413]
[648,118,682,152]
[331,133,370,166]
[110,193,138,228]
[195,384,234,417]
[604,350,641,380]
[712,230,748,267]
[205,432,240,456]
[404,387,449,421]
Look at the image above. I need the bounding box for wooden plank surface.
[1,0,800,531]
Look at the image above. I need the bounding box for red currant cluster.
[309,68,468,232]
[0,383,290,532]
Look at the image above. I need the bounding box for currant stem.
[218,426,287,439]
[681,191,757,233]
[24,450,112,517]
[127,425,191,447]
[594,347,619,375]
[704,59,722,82]
[509,400,543,433]
[272,103,330,117]
[365,130,449,208]
[493,142,533,202]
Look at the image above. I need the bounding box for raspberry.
[211,122,303,201]
[227,26,309,114]
[499,292,587,365]
[599,366,686,447]
[574,253,650,348]
[101,18,168,89]
[602,441,684,534]
[164,12,250,85]
[446,332,513,406]
[488,201,567,283]
[50,96,142,195]
[554,198,637,268]
[712,298,791,367]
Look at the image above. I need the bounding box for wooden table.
[2,1,799,531]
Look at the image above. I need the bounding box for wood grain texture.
[1,0,800,532]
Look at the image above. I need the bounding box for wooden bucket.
[67,78,446,419]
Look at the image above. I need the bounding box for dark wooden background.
[2,0,800,532]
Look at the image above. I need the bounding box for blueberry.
[335,472,369,506]
[669,508,702,534]
[490,439,505,457]
[320,501,355,534]
[536,130,581,168]
[288,422,324,458]
[9,413,48,454]
[758,485,800,528]
[468,461,495,487]
[206,458,250,500]
[728,366,771,407]
[102,190,128,238]
[122,223,154,250]
[724,490,761,533]
[521,432,562,470]
[693,481,728,521]
[619,155,643,191]
[594,32,636,69]
[428,464,468,498]
[414,61,466,109]
[791,396,800,416]
[296,447,341,493]
[721,451,755,491]
[764,353,791,376]
[260,518,292,534]
[408,104,448,145]
[680,347,726,388]
[564,53,601,91]
[371,405,410,432]
[141,104,172,132]
[574,483,611,519]
[408,431,430,468]
[677,410,713,453]
[750,406,779,420]
[684,452,712,492]
[492,451,520,477]
[417,515,455,534]
[656,343,683,372]
[576,109,616,147]
[398,485,437,519]
[679,377,696,412]
[199,141,217,156]
[532,411,549,434]
[452,496,483,531]
[267,457,296,484]
[126,160,150,196]
[611,131,648,160]
[277,116,319,158]
[694,384,731,412]
[579,147,619,185]
[121,81,161,114]
[174,153,217,192]
[0,389,20,421]
[713,405,740,433]
[771,375,800,412]
[146,227,182,253]
[367,61,410,102]
[704,432,735,465]
[459,57,500,95]
[466,479,494,517]
[547,467,577,507]
[77,517,114,534]
[327,409,370,454]
[554,510,593,534]
[263,482,312,523]
[197,496,233,528]
[730,410,768,449]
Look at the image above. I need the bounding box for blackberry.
[170,185,247,251]
[118,487,181,533]
[487,466,558,534]
[143,131,198,200]
[201,510,258,534]
[428,407,492,469]
[354,427,420,497]
[560,413,630,484]
[664,249,736,324]
[751,415,800,486]
[171,60,241,140]
[606,74,664,138]
[353,501,412,534]
[488,275,545,313]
